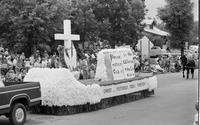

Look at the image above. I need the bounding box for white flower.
[24,68,102,106]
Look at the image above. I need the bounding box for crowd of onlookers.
[0,48,62,82]
[0,45,197,82]
[75,44,110,79]
[148,54,182,73]
[0,46,103,81]
[144,52,197,76]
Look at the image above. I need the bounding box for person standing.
[180,55,187,78]
[166,57,171,72]
[4,48,9,57]
[185,57,196,79]
[20,52,25,61]
[50,54,56,68]
[43,50,49,60]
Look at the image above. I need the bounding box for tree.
[190,21,198,44]
[93,0,145,48]
[70,0,99,48]
[68,0,146,49]
[158,0,194,55]
[157,22,167,31]
[0,0,146,56]
[148,36,165,48]
[0,0,71,56]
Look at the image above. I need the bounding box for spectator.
[80,57,89,79]
[180,55,187,78]
[5,69,18,82]
[50,55,56,68]
[43,50,49,60]
[7,56,14,70]
[160,57,166,69]
[34,50,40,58]
[41,58,48,68]
[13,57,18,71]
[34,59,41,68]
[20,52,25,60]
[18,69,27,81]
[25,58,32,70]
[4,48,9,56]
[185,57,196,79]
[174,60,181,72]
[133,56,140,72]
[54,58,60,68]
[165,57,170,72]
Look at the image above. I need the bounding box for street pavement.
[0,70,198,125]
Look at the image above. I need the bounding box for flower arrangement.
[24,68,102,106]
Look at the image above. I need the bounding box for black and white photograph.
[0,0,199,125]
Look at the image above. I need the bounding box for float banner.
[109,52,124,80]
[104,49,135,81]
[101,78,148,99]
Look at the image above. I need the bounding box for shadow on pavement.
[0,118,9,125]
[0,117,44,125]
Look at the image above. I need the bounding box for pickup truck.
[0,82,41,125]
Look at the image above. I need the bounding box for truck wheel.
[9,103,27,125]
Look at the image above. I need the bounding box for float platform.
[31,73,157,115]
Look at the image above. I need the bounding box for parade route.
[0,71,198,125]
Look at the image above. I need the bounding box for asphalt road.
[0,71,198,125]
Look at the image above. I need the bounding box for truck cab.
[0,81,41,125]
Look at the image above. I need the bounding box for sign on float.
[95,48,135,81]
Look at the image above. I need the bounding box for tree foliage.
[0,0,71,56]
[71,0,99,46]
[148,36,165,48]
[158,0,194,53]
[93,0,145,47]
[0,0,146,55]
[190,21,198,44]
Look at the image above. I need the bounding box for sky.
[145,0,199,21]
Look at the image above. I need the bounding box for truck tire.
[9,103,27,125]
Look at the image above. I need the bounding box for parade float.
[24,47,157,115]
[24,20,157,115]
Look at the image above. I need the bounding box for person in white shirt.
[4,48,9,56]
[25,58,32,69]
[41,58,48,68]
[133,56,140,71]
[34,60,41,68]
[20,52,25,60]
[29,55,35,65]
[18,69,27,81]
[13,57,18,67]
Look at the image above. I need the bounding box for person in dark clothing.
[180,55,187,78]
[185,59,196,79]
[174,60,181,72]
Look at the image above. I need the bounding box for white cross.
[54,20,80,69]
[55,20,80,50]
